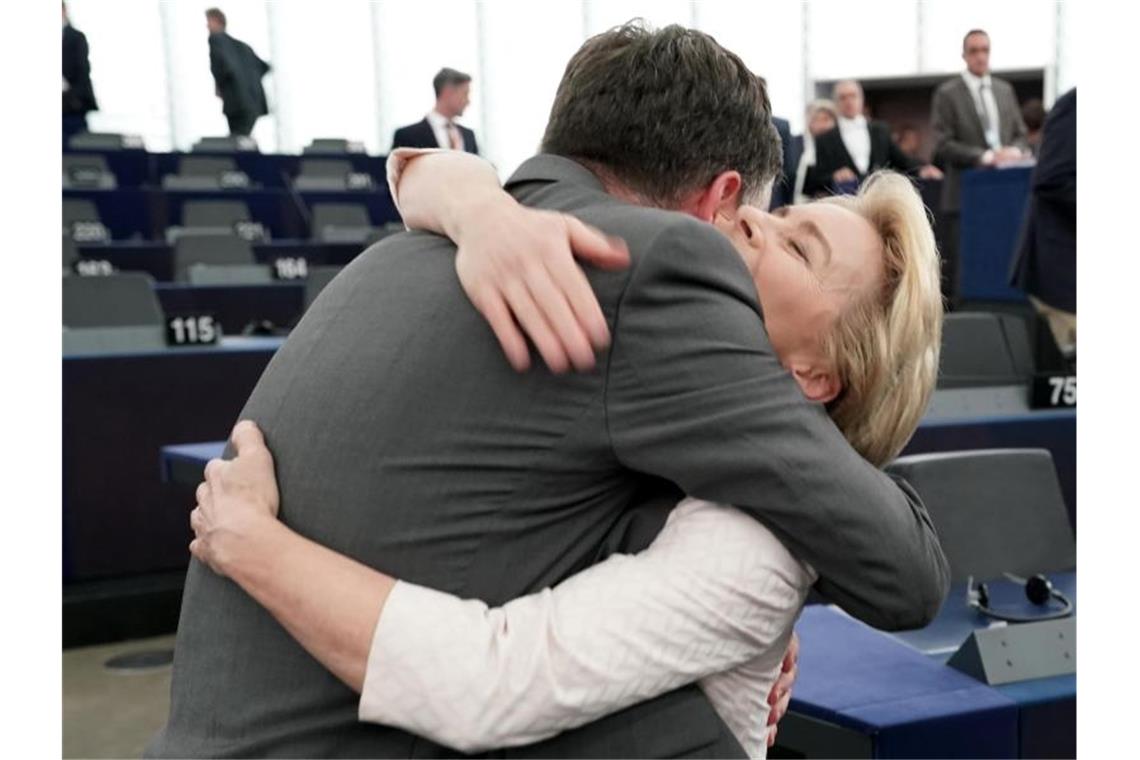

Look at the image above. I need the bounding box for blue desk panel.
[64,188,154,240]
[63,338,283,582]
[64,148,153,187]
[959,167,1032,303]
[792,606,1019,758]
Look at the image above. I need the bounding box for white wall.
[66,0,1071,174]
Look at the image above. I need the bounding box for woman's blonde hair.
[817,172,943,467]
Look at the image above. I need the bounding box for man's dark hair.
[205,8,227,28]
[541,22,781,207]
[433,68,472,98]
[1021,98,1046,131]
[962,29,989,51]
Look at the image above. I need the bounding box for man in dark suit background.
[62,2,97,142]
[1010,88,1076,357]
[803,79,941,198]
[206,7,271,137]
[931,28,1030,302]
[391,67,479,153]
[768,116,799,211]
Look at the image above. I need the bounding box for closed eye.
[790,240,809,264]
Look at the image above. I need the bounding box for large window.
[372,1,481,153]
[65,0,171,150]
[477,1,584,178]
[269,0,380,154]
[160,1,275,152]
[62,0,1071,156]
[695,1,807,133]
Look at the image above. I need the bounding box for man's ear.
[691,170,743,223]
[790,364,842,404]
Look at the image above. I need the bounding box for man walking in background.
[206,7,270,137]
[931,29,1029,302]
[62,2,97,142]
[391,67,479,153]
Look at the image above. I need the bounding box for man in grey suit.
[931,28,1029,301]
[150,24,948,758]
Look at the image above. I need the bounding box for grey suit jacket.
[931,75,1028,211]
[148,155,949,758]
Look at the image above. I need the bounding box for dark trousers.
[939,211,961,308]
[226,111,258,137]
[62,114,88,145]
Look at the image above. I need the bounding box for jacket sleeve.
[358,499,813,753]
[603,219,950,630]
[932,87,986,169]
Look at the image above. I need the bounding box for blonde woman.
[188,150,942,759]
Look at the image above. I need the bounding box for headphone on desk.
[967,572,1073,623]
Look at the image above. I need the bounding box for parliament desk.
[152,151,390,190]
[63,336,283,646]
[782,572,1076,759]
[64,147,151,187]
[75,240,366,282]
[64,148,389,190]
[156,282,305,335]
[959,166,1033,303]
[65,187,309,241]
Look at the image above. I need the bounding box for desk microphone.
[966,572,1073,623]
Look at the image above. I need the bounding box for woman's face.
[717,203,883,393]
[808,111,837,138]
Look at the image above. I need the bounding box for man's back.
[151,155,946,758]
[149,157,750,758]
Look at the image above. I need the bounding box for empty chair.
[62,199,110,243]
[63,272,166,353]
[62,235,78,274]
[309,203,377,244]
[182,156,238,177]
[163,156,250,191]
[192,135,258,153]
[886,449,1075,583]
[63,154,117,189]
[173,234,271,285]
[938,312,1034,389]
[304,266,342,310]
[182,200,252,229]
[294,159,370,191]
[166,200,260,245]
[68,132,144,151]
[303,138,365,155]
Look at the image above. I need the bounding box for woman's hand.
[766,632,800,747]
[453,197,630,374]
[189,420,281,577]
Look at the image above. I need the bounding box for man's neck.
[433,104,454,121]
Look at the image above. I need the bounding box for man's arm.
[1003,84,1031,153]
[604,220,950,630]
[1032,90,1076,206]
[883,126,920,174]
[931,87,987,168]
[208,36,232,90]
